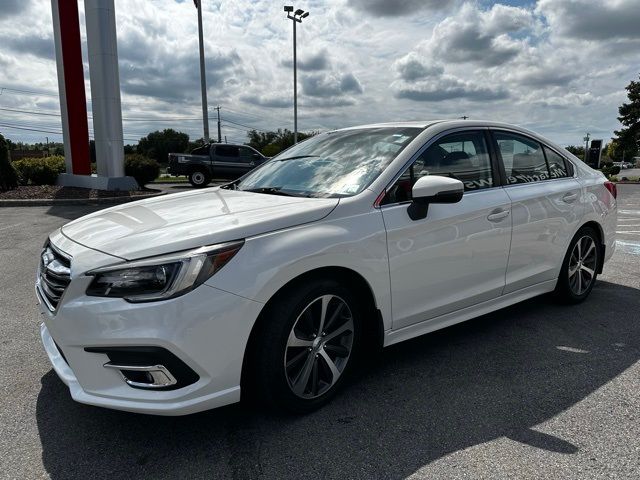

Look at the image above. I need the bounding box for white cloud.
[0,0,638,146]
[537,0,640,41]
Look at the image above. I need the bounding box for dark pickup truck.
[167,143,268,187]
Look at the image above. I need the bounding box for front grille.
[37,243,71,312]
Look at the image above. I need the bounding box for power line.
[223,105,290,125]
[0,105,205,122]
[0,121,149,142]
[0,107,61,117]
[221,117,267,132]
[0,122,63,135]
[0,86,58,97]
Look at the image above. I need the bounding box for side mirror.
[407,176,464,220]
[252,153,261,159]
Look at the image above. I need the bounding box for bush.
[13,156,66,185]
[0,133,19,191]
[124,154,160,187]
[600,163,620,177]
[261,143,282,157]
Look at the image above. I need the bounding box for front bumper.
[39,280,264,416]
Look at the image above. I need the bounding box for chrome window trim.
[500,176,578,190]
[376,126,499,208]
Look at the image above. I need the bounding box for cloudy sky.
[0,0,639,147]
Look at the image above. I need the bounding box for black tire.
[188,169,210,188]
[554,226,600,303]
[248,278,363,413]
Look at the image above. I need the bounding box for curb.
[0,192,165,207]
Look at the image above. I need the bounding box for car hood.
[60,187,339,260]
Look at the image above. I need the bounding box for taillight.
[604,181,617,199]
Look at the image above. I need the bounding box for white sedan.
[37,120,617,415]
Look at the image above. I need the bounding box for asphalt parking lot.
[1,185,639,480]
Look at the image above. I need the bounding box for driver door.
[380,129,512,329]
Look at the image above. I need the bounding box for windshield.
[234,127,422,197]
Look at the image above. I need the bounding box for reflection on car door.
[491,130,583,293]
[381,130,512,330]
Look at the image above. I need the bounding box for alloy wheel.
[284,294,354,399]
[568,235,597,295]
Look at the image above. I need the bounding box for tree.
[188,137,207,152]
[613,74,640,160]
[137,129,189,163]
[246,128,318,156]
[0,133,19,191]
[565,145,585,160]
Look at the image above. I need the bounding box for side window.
[238,147,257,163]
[215,145,240,161]
[494,132,548,184]
[543,146,569,178]
[383,130,493,204]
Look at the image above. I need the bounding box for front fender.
[205,209,392,331]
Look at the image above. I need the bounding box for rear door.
[381,129,512,329]
[212,145,246,179]
[490,130,583,293]
[238,146,260,175]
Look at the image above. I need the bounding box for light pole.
[583,133,590,163]
[284,6,309,144]
[195,0,210,142]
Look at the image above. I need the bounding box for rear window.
[216,146,240,158]
[544,147,569,178]
[494,132,548,184]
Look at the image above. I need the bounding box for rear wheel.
[188,170,210,188]
[555,226,600,303]
[248,279,362,413]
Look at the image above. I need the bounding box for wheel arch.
[240,266,384,396]
[579,220,605,273]
[188,165,210,174]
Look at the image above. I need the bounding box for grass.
[151,175,188,183]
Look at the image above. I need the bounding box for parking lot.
[0,185,639,480]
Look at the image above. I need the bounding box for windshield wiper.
[276,155,320,161]
[240,186,299,197]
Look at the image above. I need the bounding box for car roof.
[209,142,251,147]
[333,119,538,132]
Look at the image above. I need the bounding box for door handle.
[562,192,578,203]
[487,209,510,222]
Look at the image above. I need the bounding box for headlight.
[86,240,244,302]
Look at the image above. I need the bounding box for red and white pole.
[51,0,91,175]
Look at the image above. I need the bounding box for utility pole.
[293,18,297,144]
[214,105,221,143]
[195,0,209,142]
[284,6,309,144]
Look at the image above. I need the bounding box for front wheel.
[248,279,362,413]
[554,227,600,303]
[188,170,210,188]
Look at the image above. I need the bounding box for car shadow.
[36,280,640,479]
